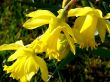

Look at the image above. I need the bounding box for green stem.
[61,0,76,20]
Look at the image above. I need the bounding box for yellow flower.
[0,40,23,51]
[23,10,76,60]
[57,34,70,60]
[67,7,110,49]
[0,40,48,82]
[23,10,56,29]
[30,25,75,61]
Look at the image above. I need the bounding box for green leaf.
[57,52,76,69]
[93,47,110,59]
[48,51,76,81]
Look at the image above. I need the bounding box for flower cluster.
[0,1,110,82]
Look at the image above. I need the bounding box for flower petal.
[0,40,23,51]
[104,13,110,19]
[24,56,39,81]
[63,23,76,42]
[68,7,93,17]
[40,18,60,41]
[26,10,55,18]
[20,76,27,82]
[73,16,86,43]
[68,7,102,18]
[105,20,110,33]
[4,57,27,79]
[8,47,34,61]
[23,18,50,29]
[79,15,98,48]
[63,28,75,54]
[94,9,102,18]
[35,56,48,82]
[80,14,98,34]
[97,19,106,42]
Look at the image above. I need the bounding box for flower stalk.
[60,0,77,20]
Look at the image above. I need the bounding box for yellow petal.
[4,48,41,82]
[23,18,49,29]
[105,20,110,33]
[62,23,76,42]
[20,76,27,82]
[97,19,106,42]
[104,13,110,19]
[35,56,48,82]
[26,10,55,18]
[73,15,97,48]
[94,9,102,18]
[4,57,27,79]
[72,16,86,43]
[63,28,75,54]
[0,40,23,51]
[29,38,39,50]
[80,14,98,33]
[40,18,60,40]
[46,26,62,60]
[47,26,62,49]
[57,36,69,60]
[8,47,34,61]
[40,26,62,60]
[24,56,39,81]
[68,7,93,17]
[79,15,98,49]
[48,18,60,31]
[68,7,102,18]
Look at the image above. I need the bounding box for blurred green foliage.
[0,0,110,82]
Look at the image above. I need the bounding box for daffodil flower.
[64,7,110,49]
[0,40,48,82]
[23,10,76,60]
[23,10,56,29]
[30,25,75,61]
[57,34,70,60]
